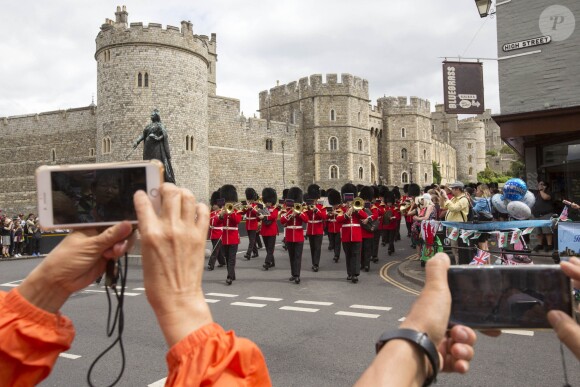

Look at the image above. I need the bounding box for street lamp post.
[474,0,493,18]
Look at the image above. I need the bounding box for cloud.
[0,0,500,118]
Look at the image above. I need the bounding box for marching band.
[210,183,407,286]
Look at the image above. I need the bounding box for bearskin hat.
[210,190,221,206]
[220,184,238,203]
[286,187,303,203]
[307,184,321,200]
[282,188,289,200]
[245,187,257,201]
[341,183,357,201]
[378,185,388,199]
[359,186,374,201]
[262,187,277,205]
[384,191,395,204]
[408,183,421,197]
[403,184,409,194]
[392,186,401,200]
[320,189,327,198]
[356,184,364,195]
[327,189,342,206]
[372,185,380,199]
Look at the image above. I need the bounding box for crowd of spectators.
[0,213,42,258]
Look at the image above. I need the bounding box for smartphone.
[448,265,573,329]
[36,160,163,229]
[343,193,354,202]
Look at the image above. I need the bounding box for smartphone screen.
[448,265,572,329]
[343,193,354,202]
[49,167,147,224]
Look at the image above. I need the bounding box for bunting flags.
[510,229,522,245]
[447,227,459,241]
[559,206,569,222]
[497,232,509,248]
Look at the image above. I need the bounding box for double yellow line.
[379,255,421,296]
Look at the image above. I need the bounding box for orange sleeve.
[166,323,272,387]
[0,289,75,385]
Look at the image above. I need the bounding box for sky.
[0,0,500,118]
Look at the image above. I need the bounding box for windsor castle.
[0,7,504,214]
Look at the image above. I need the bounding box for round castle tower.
[454,119,486,182]
[95,6,216,201]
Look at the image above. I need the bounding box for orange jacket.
[0,289,272,386]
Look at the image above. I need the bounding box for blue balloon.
[503,178,527,201]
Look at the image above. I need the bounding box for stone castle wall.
[0,107,97,214]
[208,96,298,196]
[454,120,486,182]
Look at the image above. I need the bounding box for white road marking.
[205,299,220,303]
[501,329,534,337]
[148,378,167,387]
[248,297,283,302]
[133,287,146,291]
[295,300,334,306]
[350,304,392,311]
[231,302,267,308]
[398,317,406,322]
[59,353,82,360]
[205,293,238,298]
[280,306,319,313]
[335,311,380,319]
[83,289,141,297]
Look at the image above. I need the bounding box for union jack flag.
[469,248,490,265]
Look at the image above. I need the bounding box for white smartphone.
[36,160,164,229]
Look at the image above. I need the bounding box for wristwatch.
[375,328,440,387]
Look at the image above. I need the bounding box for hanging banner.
[442,61,485,114]
[558,222,580,258]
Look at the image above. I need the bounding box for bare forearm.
[154,296,214,347]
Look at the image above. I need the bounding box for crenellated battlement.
[259,73,369,109]
[95,6,216,62]
[377,95,431,117]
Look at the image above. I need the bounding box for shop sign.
[442,61,485,114]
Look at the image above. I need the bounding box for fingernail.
[456,327,468,341]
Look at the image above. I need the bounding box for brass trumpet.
[293,202,304,214]
[352,197,364,211]
[399,200,412,214]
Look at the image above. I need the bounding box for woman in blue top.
[473,184,493,252]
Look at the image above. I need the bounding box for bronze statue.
[132,109,176,184]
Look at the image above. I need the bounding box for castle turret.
[95,7,214,201]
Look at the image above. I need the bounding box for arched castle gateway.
[0,7,486,215]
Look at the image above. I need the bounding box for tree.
[508,160,525,178]
[432,161,441,184]
[477,166,510,184]
[500,145,515,154]
[486,150,498,157]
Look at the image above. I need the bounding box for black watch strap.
[375,328,440,387]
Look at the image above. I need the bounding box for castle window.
[401,148,407,160]
[329,136,338,151]
[290,110,295,124]
[468,143,472,149]
[138,73,143,87]
[51,149,56,162]
[185,135,195,152]
[89,148,95,157]
[358,112,361,123]
[144,72,149,87]
[401,172,409,184]
[401,128,406,138]
[468,155,473,163]
[469,167,473,175]
[370,128,374,136]
[423,149,427,160]
[102,137,111,154]
[266,139,273,151]
[330,165,339,180]
[358,139,363,151]
[358,167,364,180]
[424,173,428,182]
[330,109,336,121]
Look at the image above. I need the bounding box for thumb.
[424,253,451,293]
[93,221,133,253]
[548,310,580,359]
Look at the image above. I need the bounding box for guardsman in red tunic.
[336,183,368,284]
[392,186,402,241]
[359,186,379,272]
[371,186,387,263]
[259,187,279,270]
[208,191,226,270]
[305,184,327,272]
[326,189,343,262]
[219,184,242,285]
[243,187,260,260]
[280,187,309,284]
[381,191,401,256]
